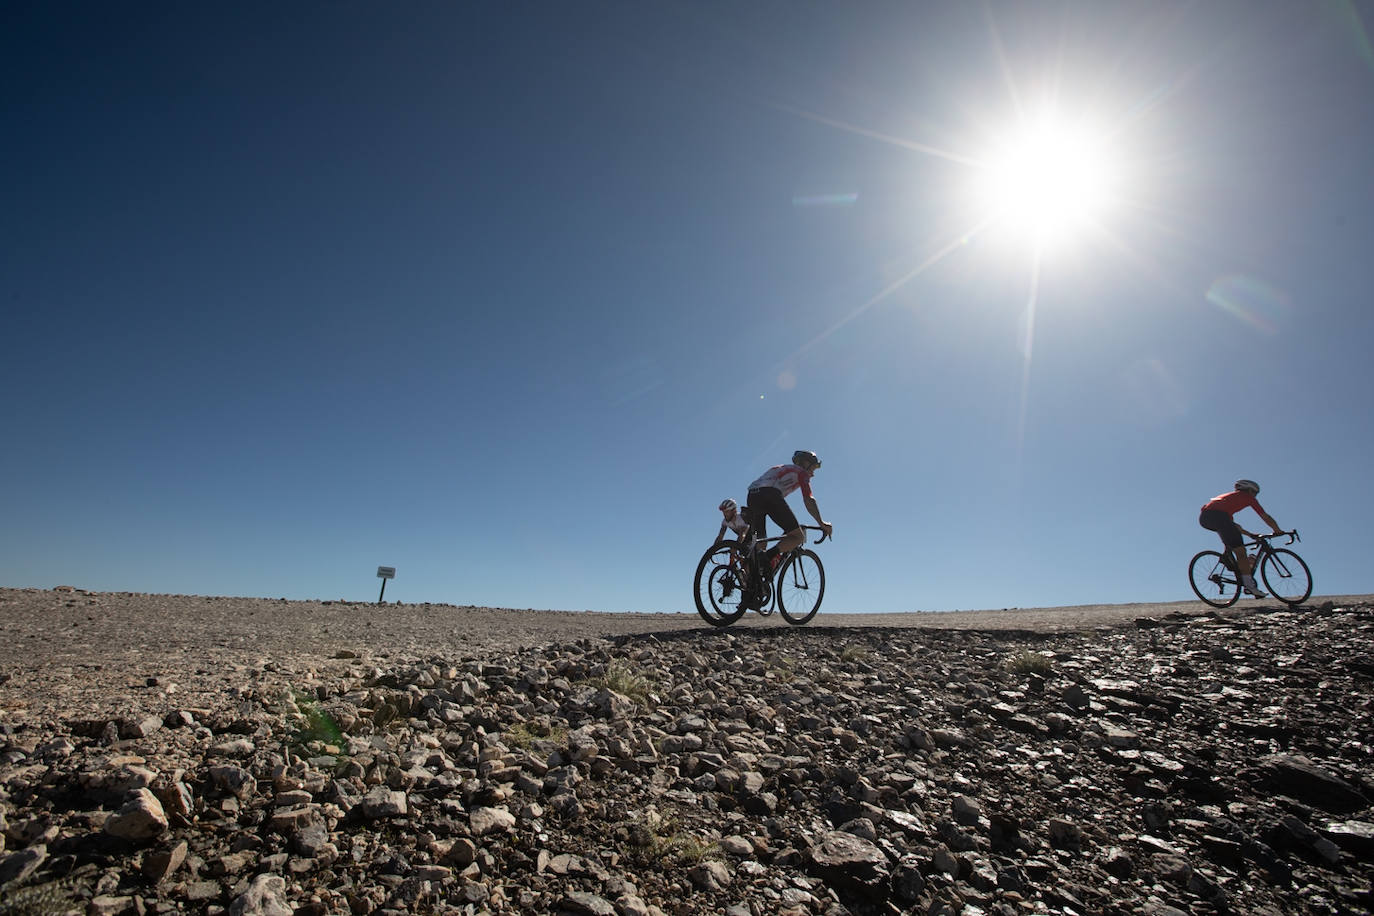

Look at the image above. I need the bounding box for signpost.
[376,566,395,603]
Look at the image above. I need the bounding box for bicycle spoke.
[694,544,748,626]
[1261,548,1313,606]
[1189,550,1241,608]
[778,550,825,625]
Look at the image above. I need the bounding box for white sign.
[376,566,396,579]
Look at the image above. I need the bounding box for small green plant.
[503,721,568,750]
[293,692,344,748]
[764,651,797,683]
[0,874,84,916]
[583,660,654,706]
[840,644,870,663]
[658,831,718,864]
[624,815,719,865]
[1006,650,1052,675]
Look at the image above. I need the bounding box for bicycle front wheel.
[1261,548,1312,606]
[693,544,748,627]
[1188,550,1241,608]
[777,549,825,625]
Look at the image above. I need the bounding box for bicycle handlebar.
[744,525,830,548]
[1254,530,1300,546]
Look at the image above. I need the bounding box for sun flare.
[976,116,1116,247]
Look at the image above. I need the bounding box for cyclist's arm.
[803,495,833,538]
[715,522,728,543]
[1258,510,1282,535]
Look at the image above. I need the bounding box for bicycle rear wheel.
[1188,550,1241,608]
[777,549,825,625]
[693,544,748,627]
[1261,548,1312,606]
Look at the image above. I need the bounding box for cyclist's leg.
[754,488,802,567]
[1216,518,1260,590]
[1201,510,1247,575]
[743,500,765,545]
[1221,526,1251,578]
[742,493,770,606]
[747,494,769,560]
[772,527,804,561]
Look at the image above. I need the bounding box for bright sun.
[976,116,1115,247]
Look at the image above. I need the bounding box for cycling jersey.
[721,512,750,537]
[1201,491,1265,517]
[748,464,813,499]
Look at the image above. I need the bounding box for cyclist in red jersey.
[745,450,833,575]
[1199,479,1284,598]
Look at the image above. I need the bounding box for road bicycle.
[693,525,828,627]
[1188,530,1312,608]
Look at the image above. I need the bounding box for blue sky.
[3,1,1372,612]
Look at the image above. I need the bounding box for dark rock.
[1324,819,1374,859]
[1102,846,1133,877]
[890,859,925,902]
[0,845,47,885]
[807,830,889,885]
[1256,754,1369,813]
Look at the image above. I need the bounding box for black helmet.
[1234,478,1260,494]
[792,450,821,470]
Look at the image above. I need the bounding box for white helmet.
[719,498,738,512]
[1234,479,1260,494]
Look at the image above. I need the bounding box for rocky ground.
[0,589,1371,914]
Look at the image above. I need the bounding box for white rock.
[228,874,292,916]
[104,788,168,841]
[470,806,516,836]
[358,786,408,819]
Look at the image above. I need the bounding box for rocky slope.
[0,597,1371,914]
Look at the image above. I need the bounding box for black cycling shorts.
[746,486,800,540]
[1199,509,1243,549]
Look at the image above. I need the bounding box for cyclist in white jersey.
[715,498,751,544]
[745,450,833,574]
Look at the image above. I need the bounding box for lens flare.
[1205,275,1292,335]
[1329,0,1374,74]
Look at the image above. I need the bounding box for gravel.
[0,587,1371,914]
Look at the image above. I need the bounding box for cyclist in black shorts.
[745,450,833,577]
[1199,478,1284,598]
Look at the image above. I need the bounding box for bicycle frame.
[739,524,830,551]
[1247,530,1300,560]
[1249,530,1302,578]
[1219,530,1297,570]
[736,526,829,606]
